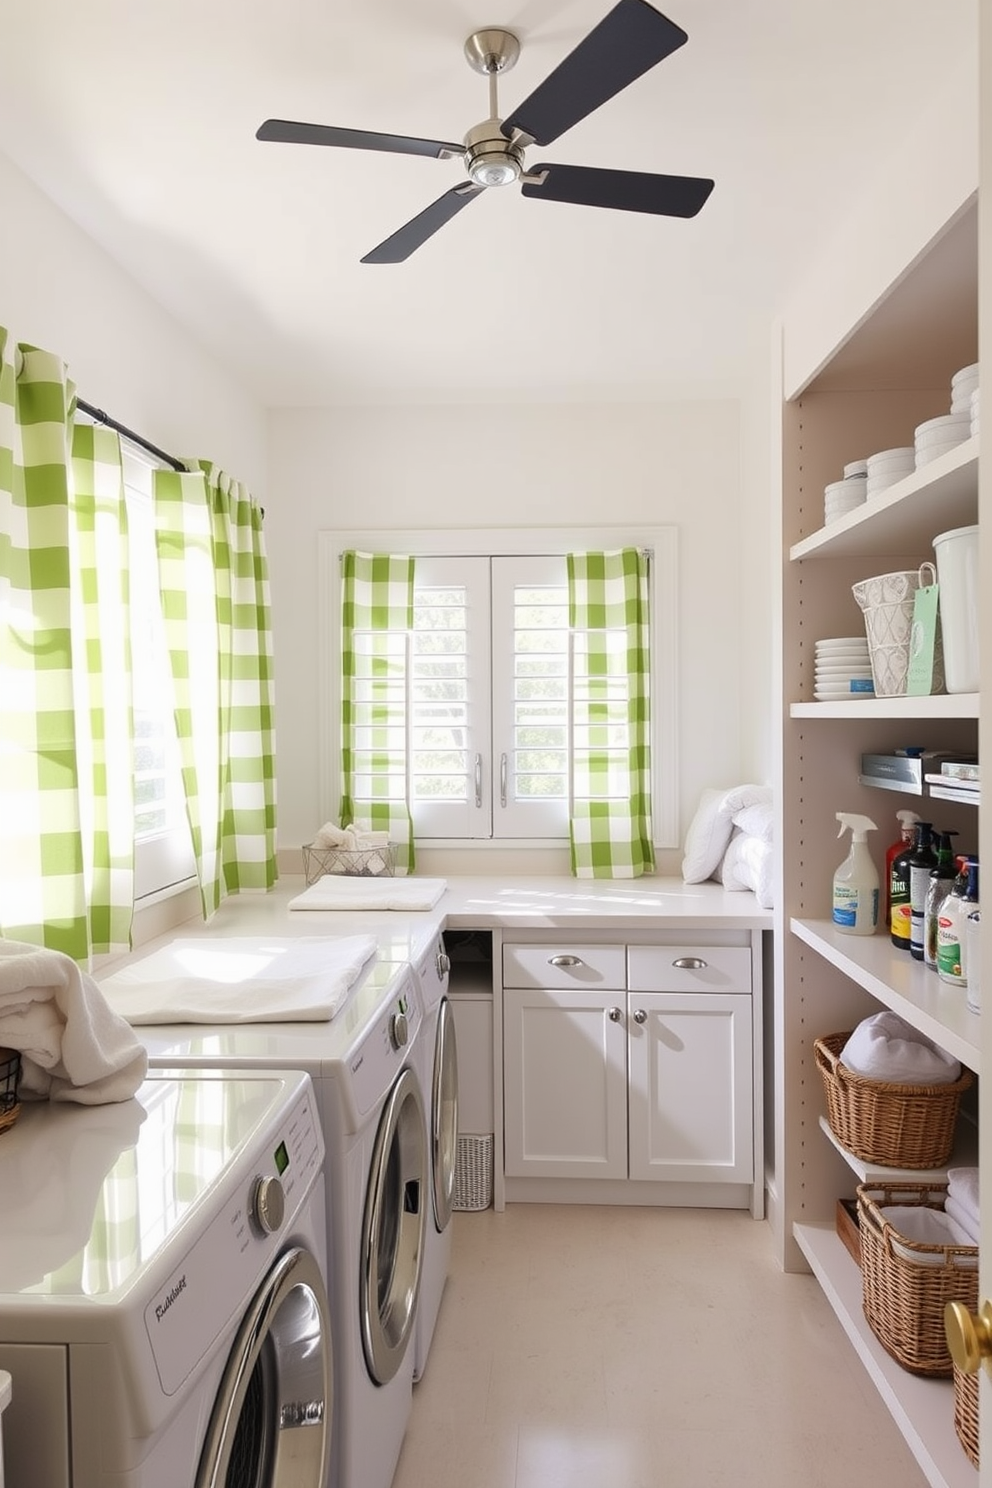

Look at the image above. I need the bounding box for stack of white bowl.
[914,411,972,467]
[865,447,915,497]
[823,461,868,524]
[951,361,979,415]
[814,637,874,701]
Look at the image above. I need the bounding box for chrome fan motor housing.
[463,120,524,187]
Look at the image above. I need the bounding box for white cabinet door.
[503,987,627,1179]
[627,992,753,1184]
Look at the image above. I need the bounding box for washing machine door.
[196,1246,332,1488]
[430,996,458,1234]
[360,1065,427,1385]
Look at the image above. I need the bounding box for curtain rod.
[76,398,187,473]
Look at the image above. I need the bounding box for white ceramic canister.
[933,525,979,693]
[966,909,981,1012]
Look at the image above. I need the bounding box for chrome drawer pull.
[549,954,582,967]
[672,956,707,970]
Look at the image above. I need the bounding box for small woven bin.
[0,1048,21,1135]
[814,1032,972,1168]
[953,1363,980,1467]
[857,1182,978,1377]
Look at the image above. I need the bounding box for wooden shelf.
[793,1224,976,1488]
[791,694,979,720]
[790,919,980,1070]
[790,439,978,561]
[818,1115,979,1184]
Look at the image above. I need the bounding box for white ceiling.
[0,1,974,407]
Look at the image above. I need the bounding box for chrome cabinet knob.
[633,1009,647,1025]
[607,1007,622,1023]
[251,1175,286,1235]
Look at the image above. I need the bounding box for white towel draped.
[0,940,147,1104]
[99,935,378,1024]
[289,877,447,912]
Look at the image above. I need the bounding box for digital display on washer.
[274,1140,289,1176]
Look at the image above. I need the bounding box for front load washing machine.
[102,954,428,1488]
[409,934,457,1380]
[0,1067,331,1488]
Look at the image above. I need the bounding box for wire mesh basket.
[0,1048,22,1135]
[302,842,396,884]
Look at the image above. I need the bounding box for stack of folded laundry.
[944,1166,980,1245]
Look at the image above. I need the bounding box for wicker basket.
[0,1048,20,1135]
[814,1032,972,1168]
[857,1182,979,1376]
[953,1363,980,1466]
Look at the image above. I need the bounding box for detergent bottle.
[886,809,919,948]
[908,821,936,961]
[937,857,979,986]
[924,831,959,971]
[832,814,879,935]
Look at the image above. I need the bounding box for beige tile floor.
[395,1204,931,1488]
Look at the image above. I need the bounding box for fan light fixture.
[463,121,524,187]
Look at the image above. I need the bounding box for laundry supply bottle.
[832,814,879,935]
[908,821,936,961]
[937,857,979,986]
[966,910,982,1012]
[886,810,919,948]
[924,831,960,971]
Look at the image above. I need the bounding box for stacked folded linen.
[288,878,447,913]
[946,1166,980,1244]
[98,934,377,1023]
[840,1011,961,1084]
[0,940,148,1104]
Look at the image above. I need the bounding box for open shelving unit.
[775,195,982,1485]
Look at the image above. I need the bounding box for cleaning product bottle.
[886,809,920,946]
[832,814,879,935]
[966,909,981,1012]
[924,831,960,971]
[937,856,979,986]
[908,821,936,961]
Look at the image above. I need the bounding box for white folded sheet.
[288,877,447,912]
[948,1165,980,1222]
[0,939,147,1104]
[98,935,377,1023]
[840,1011,961,1085]
[945,1193,981,1245]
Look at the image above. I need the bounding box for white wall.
[266,400,751,872]
[0,151,267,491]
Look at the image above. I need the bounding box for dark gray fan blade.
[257,119,463,160]
[361,185,483,263]
[502,0,687,148]
[521,163,713,217]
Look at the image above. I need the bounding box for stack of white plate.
[865,447,915,497]
[913,411,972,468]
[951,361,979,413]
[824,475,868,524]
[970,386,980,439]
[843,459,868,479]
[814,637,874,701]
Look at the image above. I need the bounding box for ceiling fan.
[256,0,713,264]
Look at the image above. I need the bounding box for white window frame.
[319,527,679,852]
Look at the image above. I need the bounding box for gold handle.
[945,1300,992,1377]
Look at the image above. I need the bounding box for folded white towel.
[313,821,353,849]
[881,1204,978,1263]
[945,1193,981,1245]
[840,1011,961,1085]
[288,877,447,913]
[98,935,377,1024]
[0,939,147,1104]
[945,1166,975,1226]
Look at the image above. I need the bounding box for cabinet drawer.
[627,945,751,994]
[502,943,626,990]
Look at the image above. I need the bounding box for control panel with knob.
[250,1174,286,1236]
[389,1008,409,1050]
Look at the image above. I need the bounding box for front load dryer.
[410,933,457,1380]
[0,1067,331,1488]
[105,956,428,1488]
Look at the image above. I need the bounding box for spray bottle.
[886,809,920,947]
[833,814,879,935]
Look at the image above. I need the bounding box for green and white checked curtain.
[567,547,654,879]
[0,330,135,957]
[340,550,415,872]
[153,462,277,917]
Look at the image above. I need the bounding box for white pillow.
[681,785,773,884]
[681,788,736,883]
[732,801,774,843]
[719,833,775,909]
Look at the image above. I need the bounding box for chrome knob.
[633,1009,647,1025]
[390,1010,409,1049]
[251,1175,285,1236]
[607,1007,622,1023]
